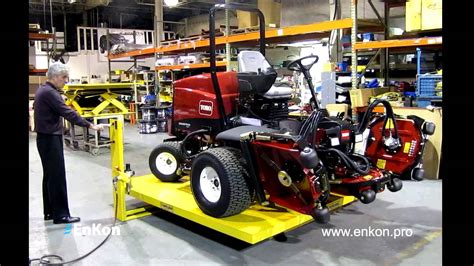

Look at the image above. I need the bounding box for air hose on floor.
[29,189,120,265]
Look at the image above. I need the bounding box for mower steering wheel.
[287,55,319,72]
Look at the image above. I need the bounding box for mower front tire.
[387,178,403,192]
[359,189,376,204]
[149,142,185,182]
[191,148,252,218]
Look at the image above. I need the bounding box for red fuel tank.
[171,71,239,136]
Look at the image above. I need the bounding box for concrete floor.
[29,123,442,265]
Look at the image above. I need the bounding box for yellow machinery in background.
[109,117,356,244]
[63,83,135,116]
[62,83,135,155]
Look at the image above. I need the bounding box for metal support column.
[154,15,159,107]
[329,0,342,63]
[107,29,112,83]
[225,0,231,71]
[351,0,358,90]
[63,5,67,49]
[133,31,139,121]
[383,1,390,86]
[155,0,164,106]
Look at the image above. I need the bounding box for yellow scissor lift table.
[63,83,135,116]
[62,83,135,155]
[109,117,356,244]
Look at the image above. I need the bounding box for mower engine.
[315,115,355,153]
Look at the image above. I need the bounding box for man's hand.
[89,123,105,131]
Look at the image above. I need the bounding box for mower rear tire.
[191,148,252,218]
[149,142,185,182]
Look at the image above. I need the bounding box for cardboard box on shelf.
[120,73,130,82]
[29,84,40,96]
[406,0,442,32]
[392,106,442,179]
[349,88,390,107]
[29,75,48,85]
[406,0,422,32]
[421,0,442,30]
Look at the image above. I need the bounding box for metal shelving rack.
[108,18,382,59]
[105,29,140,122]
[29,32,55,73]
[350,0,442,90]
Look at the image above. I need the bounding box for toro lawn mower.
[148,3,405,223]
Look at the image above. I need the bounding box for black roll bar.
[209,3,266,129]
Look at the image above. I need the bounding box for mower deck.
[124,174,356,244]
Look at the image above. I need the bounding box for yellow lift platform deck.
[109,117,356,244]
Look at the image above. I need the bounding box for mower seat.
[264,82,293,99]
[216,125,277,142]
[237,51,292,99]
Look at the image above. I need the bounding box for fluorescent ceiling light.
[164,0,179,7]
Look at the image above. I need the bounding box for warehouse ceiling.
[29,0,257,30]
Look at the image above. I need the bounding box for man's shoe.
[53,216,81,224]
[44,214,52,221]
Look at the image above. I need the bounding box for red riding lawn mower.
[148,4,435,224]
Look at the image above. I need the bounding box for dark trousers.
[36,133,70,219]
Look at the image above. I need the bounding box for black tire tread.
[222,146,256,201]
[192,148,252,217]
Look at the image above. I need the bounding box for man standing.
[34,62,104,224]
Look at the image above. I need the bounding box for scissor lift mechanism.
[63,83,134,155]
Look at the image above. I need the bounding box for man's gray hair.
[46,62,69,79]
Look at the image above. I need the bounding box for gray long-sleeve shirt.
[34,81,92,135]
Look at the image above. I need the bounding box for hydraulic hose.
[299,110,322,143]
[320,147,370,175]
[357,99,399,139]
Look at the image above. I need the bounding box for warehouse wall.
[176,10,238,37]
[280,0,405,27]
[280,0,330,27]
[265,47,301,66]
[175,0,405,37]
[391,17,406,32]
[63,51,155,82]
